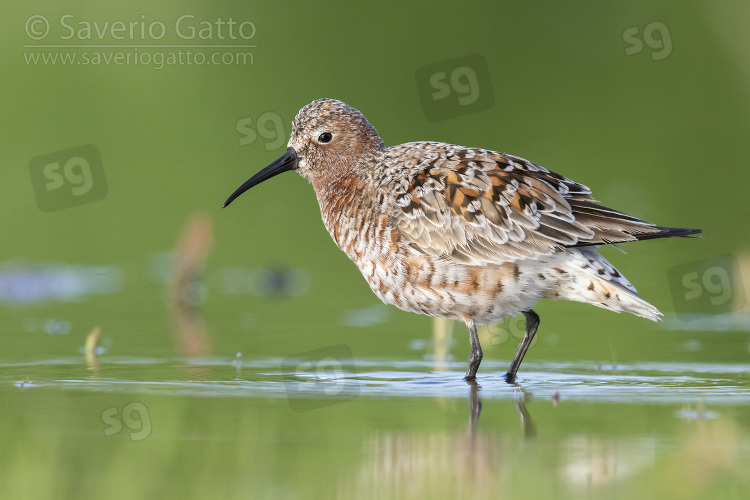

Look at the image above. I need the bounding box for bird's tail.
[578,275,662,321]
[543,248,662,321]
[569,200,702,246]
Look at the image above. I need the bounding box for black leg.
[504,310,540,384]
[464,319,483,380]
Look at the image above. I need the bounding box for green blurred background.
[2,1,749,499]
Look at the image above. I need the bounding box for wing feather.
[384,142,693,265]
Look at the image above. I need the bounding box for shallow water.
[3,355,749,499]
[8,357,750,403]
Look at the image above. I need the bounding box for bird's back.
[377,141,699,265]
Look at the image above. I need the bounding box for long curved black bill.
[223,147,298,208]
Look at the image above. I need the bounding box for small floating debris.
[14,376,35,389]
[233,352,242,378]
[85,325,102,369]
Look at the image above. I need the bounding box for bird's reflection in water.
[512,386,536,439]
[339,381,537,497]
[466,380,535,443]
[466,380,482,440]
[463,380,483,481]
[463,380,535,483]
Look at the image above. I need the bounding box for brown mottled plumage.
[224,98,701,383]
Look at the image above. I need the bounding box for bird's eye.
[318,132,333,144]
